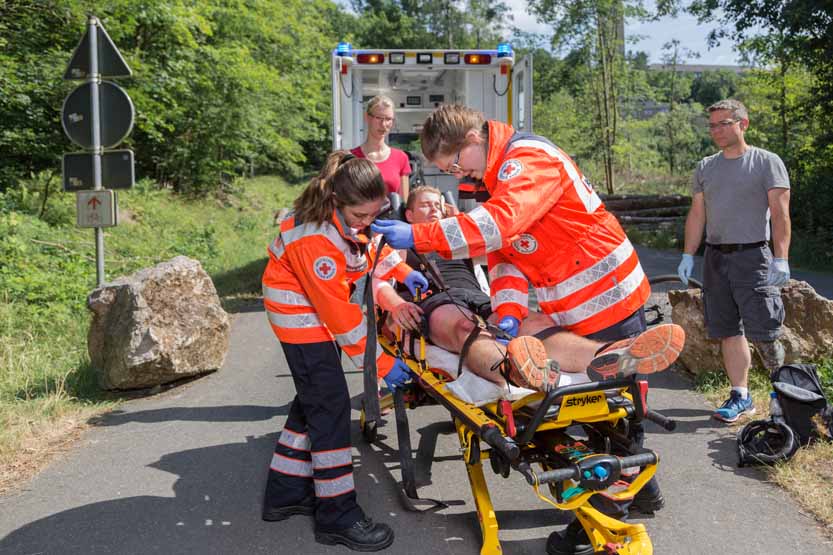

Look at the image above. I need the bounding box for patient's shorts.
[418,287,492,339]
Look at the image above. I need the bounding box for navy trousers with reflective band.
[264,341,364,531]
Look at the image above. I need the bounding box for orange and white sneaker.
[506,336,560,392]
[587,324,685,381]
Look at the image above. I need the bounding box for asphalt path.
[1,247,831,555]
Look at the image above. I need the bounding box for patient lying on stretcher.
[372,186,683,403]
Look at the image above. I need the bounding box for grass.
[0,174,301,493]
[693,358,833,538]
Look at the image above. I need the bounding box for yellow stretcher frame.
[363,333,660,555]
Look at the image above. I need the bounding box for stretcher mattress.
[422,344,590,406]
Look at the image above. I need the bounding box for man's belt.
[706,241,766,253]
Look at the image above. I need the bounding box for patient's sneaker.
[587,324,685,381]
[506,336,560,392]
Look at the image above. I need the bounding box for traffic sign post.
[61,15,134,286]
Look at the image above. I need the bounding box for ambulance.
[331,43,533,206]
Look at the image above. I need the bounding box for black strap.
[458,322,484,376]
[533,326,563,342]
[414,252,448,293]
[361,238,386,429]
[393,383,446,512]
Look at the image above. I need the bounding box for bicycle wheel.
[645,274,702,327]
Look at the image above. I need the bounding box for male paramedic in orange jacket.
[372,105,684,555]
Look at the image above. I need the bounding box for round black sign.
[61,80,134,149]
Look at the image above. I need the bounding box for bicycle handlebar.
[482,425,520,461]
[645,409,677,431]
[532,452,659,485]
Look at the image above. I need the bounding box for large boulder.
[87,256,230,390]
[669,280,833,375]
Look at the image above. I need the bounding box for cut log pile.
[600,194,690,231]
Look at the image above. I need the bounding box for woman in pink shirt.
[351,95,411,199]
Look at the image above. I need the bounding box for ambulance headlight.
[389,52,406,64]
[417,52,433,64]
[444,52,460,64]
[336,42,351,56]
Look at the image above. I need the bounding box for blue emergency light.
[336,42,352,56]
[497,43,513,58]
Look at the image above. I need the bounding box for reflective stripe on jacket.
[263,209,412,376]
[412,121,650,336]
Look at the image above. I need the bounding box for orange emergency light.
[357,53,384,64]
[464,54,492,65]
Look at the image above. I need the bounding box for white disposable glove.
[677,254,694,285]
[766,258,790,287]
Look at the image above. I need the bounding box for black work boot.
[262,495,315,522]
[629,477,665,515]
[315,518,394,552]
[546,520,594,555]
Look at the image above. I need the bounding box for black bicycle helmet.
[737,419,798,467]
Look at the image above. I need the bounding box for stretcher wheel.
[359,403,378,443]
[489,450,511,478]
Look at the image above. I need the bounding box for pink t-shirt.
[350,146,411,194]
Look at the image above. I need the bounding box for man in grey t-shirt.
[678,99,791,423]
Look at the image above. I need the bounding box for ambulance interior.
[338,62,531,206]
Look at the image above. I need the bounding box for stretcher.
[360,321,676,555]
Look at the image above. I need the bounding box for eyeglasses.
[441,148,463,174]
[708,119,740,131]
[369,114,395,124]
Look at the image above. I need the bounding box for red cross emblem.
[314,256,337,280]
[498,158,523,181]
[512,233,538,254]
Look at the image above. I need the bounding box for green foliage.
[348,0,513,50]
[0,173,298,396]
[0,174,299,473]
[621,225,680,249]
[0,0,340,193]
[649,102,709,175]
[690,69,741,108]
[818,358,833,402]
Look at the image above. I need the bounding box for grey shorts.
[702,244,785,341]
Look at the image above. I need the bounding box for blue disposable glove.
[370,219,414,249]
[403,270,429,297]
[495,315,520,345]
[766,258,790,287]
[383,359,413,390]
[677,254,694,285]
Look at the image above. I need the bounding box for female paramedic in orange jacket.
[261,151,427,552]
[372,105,684,555]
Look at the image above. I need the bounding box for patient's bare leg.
[517,311,599,373]
[427,305,507,386]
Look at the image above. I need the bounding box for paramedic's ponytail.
[294,151,386,225]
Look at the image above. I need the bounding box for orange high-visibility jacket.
[411,122,650,336]
[263,209,413,377]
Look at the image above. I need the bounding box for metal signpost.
[61,15,134,286]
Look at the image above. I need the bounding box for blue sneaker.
[713,390,756,423]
